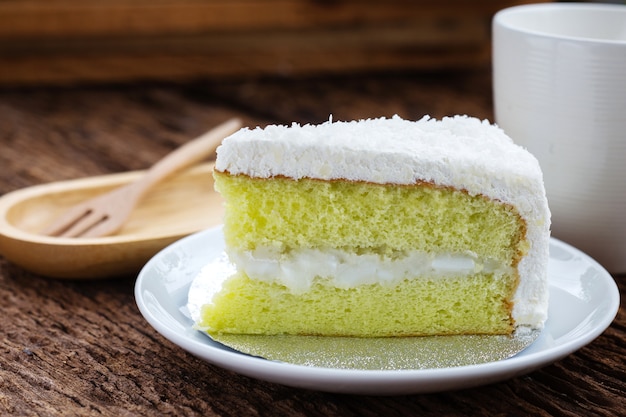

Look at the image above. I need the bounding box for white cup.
[493,3,626,274]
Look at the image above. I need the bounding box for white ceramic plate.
[135,226,620,395]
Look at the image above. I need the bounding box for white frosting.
[215,115,551,328]
[229,247,509,295]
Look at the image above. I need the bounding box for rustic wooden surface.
[0,0,545,84]
[1,69,624,416]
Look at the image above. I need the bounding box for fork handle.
[129,117,242,200]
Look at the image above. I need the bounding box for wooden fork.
[42,118,242,238]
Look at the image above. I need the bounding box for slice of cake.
[196,115,551,337]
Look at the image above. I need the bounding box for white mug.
[493,3,626,274]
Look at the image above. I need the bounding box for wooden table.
[1,69,624,416]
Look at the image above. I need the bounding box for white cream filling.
[228,247,511,295]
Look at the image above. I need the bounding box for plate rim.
[134,226,620,394]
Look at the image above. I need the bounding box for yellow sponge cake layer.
[215,172,527,266]
[199,270,516,336]
[207,173,527,336]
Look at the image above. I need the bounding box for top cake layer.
[215,115,547,222]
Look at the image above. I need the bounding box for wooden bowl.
[0,163,222,279]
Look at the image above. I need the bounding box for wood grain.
[0,0,526,38]
[0,0,545,84]
[1,70,624,416]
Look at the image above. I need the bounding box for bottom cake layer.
[197,271,518,337]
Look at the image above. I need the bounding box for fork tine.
[59,209,110,238]
[43,206,105,238]
[76,213,123,238]
[42,205,91,237]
